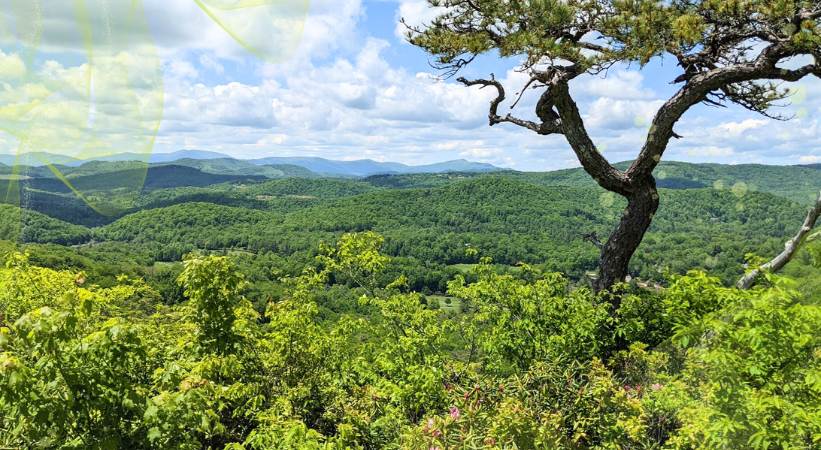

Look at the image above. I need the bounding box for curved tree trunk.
[595,177,660,294]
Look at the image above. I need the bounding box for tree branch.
[737,191,821,289]
[628,51,820,178]
[458,70,631,194]
[457,75,562,135]
[582,231,604,250]
[549,80,633,195]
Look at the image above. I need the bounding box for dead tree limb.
[737,191,821,289]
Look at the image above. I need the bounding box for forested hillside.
[158,158,317,179]
[362,161,821,205]
[512,162,819,205]
[0,168,811,291]
[0,205,92,245]
[0,158,818,449]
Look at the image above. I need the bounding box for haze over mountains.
[2,151,818,208]
[0,150,502,177]
[3,150,819,193]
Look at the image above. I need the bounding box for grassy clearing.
[425,294,462,313]
[448,263,523,274]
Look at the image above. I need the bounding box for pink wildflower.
[449,406,460,420]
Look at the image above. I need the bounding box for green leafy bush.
[0,233,818,448]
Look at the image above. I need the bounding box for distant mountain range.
[245,156,499,176]
[0,150,502,177]
[0,152,84,167]
[1,151,818,205]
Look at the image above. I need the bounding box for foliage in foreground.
[0,233,818,449]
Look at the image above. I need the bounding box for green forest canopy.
[0,230,818,448]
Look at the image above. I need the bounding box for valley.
[2,154,818,299]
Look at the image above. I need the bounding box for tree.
[407,0,820,293]
[177,254,247,354]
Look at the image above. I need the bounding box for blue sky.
[1,0,819,170]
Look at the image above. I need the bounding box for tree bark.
[548,81,659,294]
[595,177,660,295]
[736,190,821,289]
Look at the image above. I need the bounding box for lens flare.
[193,0,309,62]
[0,0,309,242]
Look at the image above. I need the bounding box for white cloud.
[714,119,769,137]
[799,155,820,164]
[1,0,361,64]
[0,48,164,191]
[2,0,819,171]
[0,50,25,80]
[167,60,199,80]
[685,146,736,157]
[149,27,821,170]
[586,98,664,130]
[255,134,287,146]
[164,81,277,129]
[198,54,225,75]
[574,71,655,100]
[394,0,445,41]
[292,0,363,59]
[435,140,483,151]
[459,147,500,159]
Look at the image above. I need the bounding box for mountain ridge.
[0,150,503,176]
[246,156,500,176]
[1,152,817,204]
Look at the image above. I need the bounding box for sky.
[0,0,819,171]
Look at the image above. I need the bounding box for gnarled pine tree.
[407,0,821,293]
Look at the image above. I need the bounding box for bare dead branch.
[737,191,821,289]
[509,76,540,110]
[457,76,563,135]
[582,231,604,250]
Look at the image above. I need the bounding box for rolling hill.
[18,165,265,194]
[246,156,501,176]
[94,149,232,163]
[159,158,317,178]
[0,204,91,245]
[3,155,817,240]
[0,152,83,167]
[90,177,803,284]
[516,161,820,204]
[361,162,819,204]
[123,178,380,216]
[0,166,270,226]
[7,151,815,204]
